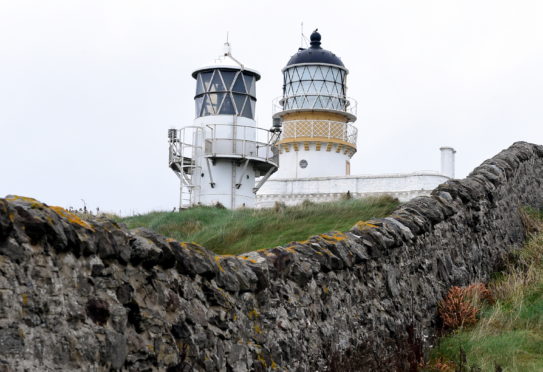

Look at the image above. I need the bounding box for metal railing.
[272,94,358,117]
[279,120,358,146]
[203,123,279,166]
[168,126,203,208]
[168,124,280,208]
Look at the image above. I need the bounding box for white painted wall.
[274,143,352,178]
[198,159,256,208]
[440,147,456,178]
[256,172,450,207]
[191,115,261,208]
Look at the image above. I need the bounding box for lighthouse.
[256,30,455,208]
[168,43,280,209]
[272,30,357,178]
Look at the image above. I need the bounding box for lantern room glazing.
[281,64,348,112]
[279,30,353,115]
[194,69,257,119]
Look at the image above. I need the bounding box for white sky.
[0,0,542,214]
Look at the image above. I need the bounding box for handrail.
[203,123,279,164]
[272,94,358,117]
[165,123,278,165]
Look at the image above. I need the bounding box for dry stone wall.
[0,142,542,371]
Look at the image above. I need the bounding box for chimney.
[440,147,456,178]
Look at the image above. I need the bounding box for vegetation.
[119,196,399,255]
[426,208,543,372]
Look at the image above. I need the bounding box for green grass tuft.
[428,209,543,372]
[120,196,399,255]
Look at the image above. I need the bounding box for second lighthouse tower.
[272,30,357,178]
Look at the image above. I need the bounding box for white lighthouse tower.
[256,30,456,208]
[168,43,280,209]
[272,30,357,178]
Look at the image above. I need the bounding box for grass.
[427,208,543,372]
[119,196,399,255]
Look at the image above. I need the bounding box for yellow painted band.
[277,136,356,150]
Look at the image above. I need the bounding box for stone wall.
[0,141,542,371]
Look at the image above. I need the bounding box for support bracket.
[235,159,250,189]
[253,166,277,193]
[205,158,216,188]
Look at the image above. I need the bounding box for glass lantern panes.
[282,65,348,112]
[201,71,213,91]
[233,94,246,113]
[242,98,255,118]
[194,69,257,119]
[243,75,256,96]
[208,71,225,92]
[219,94,235,115]
[196,74,205,95]
[195,96,204,116]
[221,71,236,90]
[232,74,246,93]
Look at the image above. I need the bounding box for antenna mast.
[301,22,304,48]
[300,22,309,48]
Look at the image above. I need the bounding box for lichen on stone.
[50,205,95,231]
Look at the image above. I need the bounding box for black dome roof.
[286,30,344,68]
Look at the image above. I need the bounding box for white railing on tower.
[203,123,279,165]
[170,124,279,166]
[272,94,358,117]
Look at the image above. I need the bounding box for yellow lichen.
[322,286,329,294]
[214,256,231,272]
[285,246,297,253]
[239,256,257,264]
[6,195,44,209]
[50,206,95,231]
[320,232,346,241]
[355,221,379,230]
[271,360,278,369]
[248,309,260,320]
[253,324,262,334]
[21,293,29,306]
[256,353,267,367]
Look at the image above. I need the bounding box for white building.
[168,33,455,209]
[256,30,454,207]
[168,44,280,209]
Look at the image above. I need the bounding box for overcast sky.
[0,0,541,214]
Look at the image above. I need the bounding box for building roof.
[286,30,345,68]
[192,43,261,80]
